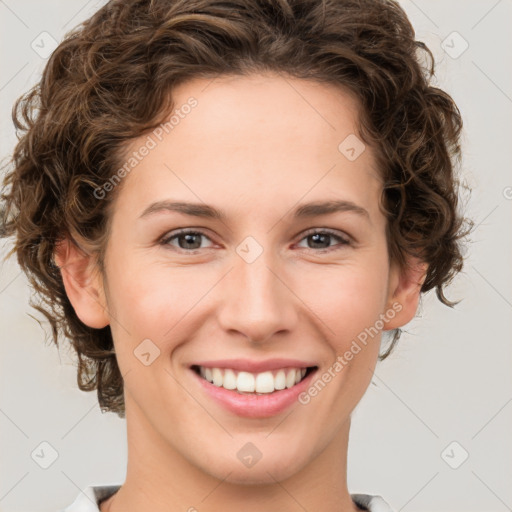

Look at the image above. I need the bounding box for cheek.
[297,259,390,341]
[105,260,218,380]
[106,252,195,332]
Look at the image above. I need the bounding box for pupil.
[181,233,200,249]
[310,233,329,249]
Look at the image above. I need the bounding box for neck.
[103,397,360,512]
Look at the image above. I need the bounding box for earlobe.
[384,257,428,331]
[54,238,110,329]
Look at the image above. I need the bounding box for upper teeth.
[198,367,308,394]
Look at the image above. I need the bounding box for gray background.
[1,1,511,511]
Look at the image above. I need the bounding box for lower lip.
[191,368,317,418]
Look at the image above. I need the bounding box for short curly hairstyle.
[1,0,470,417]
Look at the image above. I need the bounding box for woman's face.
[84,73,418,484]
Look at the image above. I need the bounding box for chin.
[198,450,306,486]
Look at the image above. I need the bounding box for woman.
[0,0,468,510]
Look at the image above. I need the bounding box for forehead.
[114,73,382,220]
[168,73,368,160]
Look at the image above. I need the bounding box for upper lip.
[190,358,317,373]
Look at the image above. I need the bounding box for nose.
[216,244,298,344]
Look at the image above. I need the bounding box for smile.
[192,365,315,395]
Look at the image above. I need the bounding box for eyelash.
[159,228,351,253]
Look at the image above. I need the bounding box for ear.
[54,237,110,329]
[384,256,428,330]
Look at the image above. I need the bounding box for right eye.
[159,229,215,252]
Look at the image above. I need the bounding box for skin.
[56,73,426,512]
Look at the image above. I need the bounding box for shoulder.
[61,486,394,512]
[352,493,396,512]
[61,485,121,512]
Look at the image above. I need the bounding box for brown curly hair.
[0,0,470,417]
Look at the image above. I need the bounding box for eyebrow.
[139,199,370,222]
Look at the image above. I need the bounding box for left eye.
[295,230,350,251]
[160,229,350,252]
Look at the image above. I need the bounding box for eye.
[159,228,351,253]
[296,229,351,252]
[160,229,214,251]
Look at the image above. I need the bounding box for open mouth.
[191,365,317,395]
